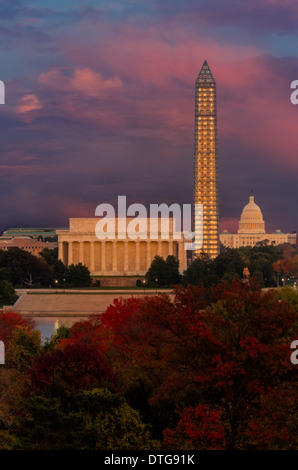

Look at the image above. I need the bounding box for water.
[28,316,90,344]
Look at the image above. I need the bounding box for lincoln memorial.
[57,218,188,277]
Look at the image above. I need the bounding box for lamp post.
[143,279,146,294]
[55,279,58,294]
[155,278,158,293]
[63,278,66,293]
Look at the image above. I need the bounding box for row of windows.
[0,246,40,250]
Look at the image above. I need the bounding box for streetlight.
[143,279,146,294]
[55,279,58,294]
[63,278,66,293]
[155,278,158,293]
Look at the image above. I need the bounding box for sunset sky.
[0,0,297,234]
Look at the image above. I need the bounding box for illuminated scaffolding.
[193,60,219,258]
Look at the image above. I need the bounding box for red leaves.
[0,311,35,344]
[164,404,225,450]
[24,280,298,449]
[94,280,298,448]
[28,342,119,397]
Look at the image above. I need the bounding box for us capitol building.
[220,193,296,249]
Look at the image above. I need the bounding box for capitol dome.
[238,195,265,234]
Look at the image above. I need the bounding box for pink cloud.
[62,22,259,87]
[16,21,298,176]
[16,93,42,114]
[38,67,122,97]
[16,93,43,123]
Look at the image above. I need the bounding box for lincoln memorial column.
[112,241,117,273]
[79,242,84,265]
[101,242,106,274]
[178,241,187,273]
[157,240,162,256]
[68,242,73,266]
[135,241,140,273]
[90,241,95,272]
[146,241,151,270]
[124,241,128,272]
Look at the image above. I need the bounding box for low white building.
[220,194,296,249]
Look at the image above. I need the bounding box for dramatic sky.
[0,0,297,234]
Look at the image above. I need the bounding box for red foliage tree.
[28,342,119,399]
[0,311,36,344]
[95,281,298,449]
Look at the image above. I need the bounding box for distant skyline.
[0,0,297,234]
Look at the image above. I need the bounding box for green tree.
[275,286,298,311]
[215,248,244,281]
[146,256,181,287]
[40,248,68,285]
[43,325,71,352]
[67,263,92,287]
[0,267,11,282]
[0,248,53,287]
[251,269,264,286]
[6,326,41,372]
[17,388,158,450]
[76,388,159,450]
[183,253,218,287]
[39,247,58,265]
[0,280,18,305]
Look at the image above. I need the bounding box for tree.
[239,243,280,287]
[27,342,119,400]
[97,281,298,449]
[75,388,159,450]
[0,281,18,305]
[0,311,36,344]
[145,255,181,287]
[215,248,244,281]
[273,258,295,286]
[40,248,68,284]
[183,253,219,287]
[67,263,92,287]
[275,286,298,311]
[39,247,58,266]
[0,312,41,448]
[43,325,71,352]
[5,326,41,372]
[17,388,159,450]
[0,248,53,287]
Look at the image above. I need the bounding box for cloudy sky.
[0,0,297,234]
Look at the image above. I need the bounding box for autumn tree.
[96,281,298,449]
[27,342,119,400]
[273,258,295,285]
[0,312,41,449]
